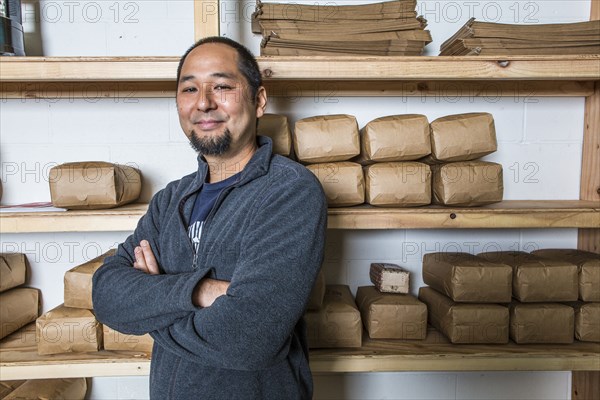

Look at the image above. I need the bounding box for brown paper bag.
[307,162,365,207]
[364,162,431,207]
[356,286,427,339]
[64,249,116,309]
[0,253,28,293]
[418,286,509,344]
[369,263,410,294]
[293,115,360,163]
[569,302,600,342]
[49,161,141,209]
[357,114,431,163]
[532,249,600,302]
[307,269,326,311]
[426,112,497,163]
[36,304,102,355]
[0,381,25,398]
[4,378,87,400]
[0,288,40,340]
[478,251,578,302]
[305,285,362,348]
[103,325,154,352]
[258,113,293,157]
[422,252,512,303]
[432,161,503,206]
[509,302,574,344]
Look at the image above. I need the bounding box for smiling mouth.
[194,120,223,130]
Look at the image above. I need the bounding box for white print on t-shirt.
[188,220,203,254]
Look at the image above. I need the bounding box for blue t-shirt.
[187,173,239,254]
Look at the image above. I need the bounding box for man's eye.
[214,84,233,91]
[182,87,197,93]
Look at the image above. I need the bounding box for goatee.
[189,129,232,155]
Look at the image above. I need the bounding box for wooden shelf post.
[194,0,220,41]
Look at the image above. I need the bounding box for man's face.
[176,43,266,158]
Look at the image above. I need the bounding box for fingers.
[132,240,160,275]
[140,240,160,275]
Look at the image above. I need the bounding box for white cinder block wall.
[0,1,592,399]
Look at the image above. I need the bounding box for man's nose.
[196,86,217,111]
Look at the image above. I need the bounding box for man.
[92,37,327,399]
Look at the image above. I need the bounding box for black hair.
[176,36,263,103]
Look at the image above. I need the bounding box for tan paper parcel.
[432,161,503,206]
[0,288,40,340]
[103,325,154,352]
[49,161,141,209]
[422,252,512,303]
[532,249,600,302]
[307,269,326,311]
[307,162,365,207]
[64,249,116,309]
[305,285,362,348]
[4,378,87,400]
[478,251,578,302]
[293,115,360,163]
[36,304,102,355]
[257,113,293,157]
[418,286,509,344]
[364,162,431,207]
[509,302,574,344]
[425,113,497,163]
[357,114,431,163]
[369,263,410,294]
[0,253,27,293]
[0,381,25,399]
[570,302,600,342]
[356,286,427,339]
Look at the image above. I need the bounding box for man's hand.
[133,240,160,275]
[193,278,230,308]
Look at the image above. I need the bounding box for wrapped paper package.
[425,112,497,163]
[257,113,293,157]
[532,249,600,301]
[509,302,574,344]
[432,161,503,206]
[4,378,87,400]
[307,162,365,207]
[364,162,431,207]
[64,249,116,309]
[49,161,141,209]
[478,251,578,302]
[307,269,326,310]
[293,115,360,163]
[369,263,410,294]
[0,381,25,398]
[569,302,600,342]
[0,288,40,340]
[305,285,362,348]
[36,304,102,355]
[357,114,431,163]
[356,286,427,339]
[0,253,28,293]
[103,325,154,352]
[418,286,509,344]
[422,252,512,303]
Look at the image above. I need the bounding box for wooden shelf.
[1,201,598,233]
[1,325,597,380]
[1,56,598,98]
[0,204,148,233]
[328,200,600,230]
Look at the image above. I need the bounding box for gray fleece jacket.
[92,136,327,399]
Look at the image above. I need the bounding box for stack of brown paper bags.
[253,0,431,56]
[440,18,600,56]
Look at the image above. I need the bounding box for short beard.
[189,129,232,156]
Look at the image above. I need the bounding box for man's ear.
[255,86,267,118]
